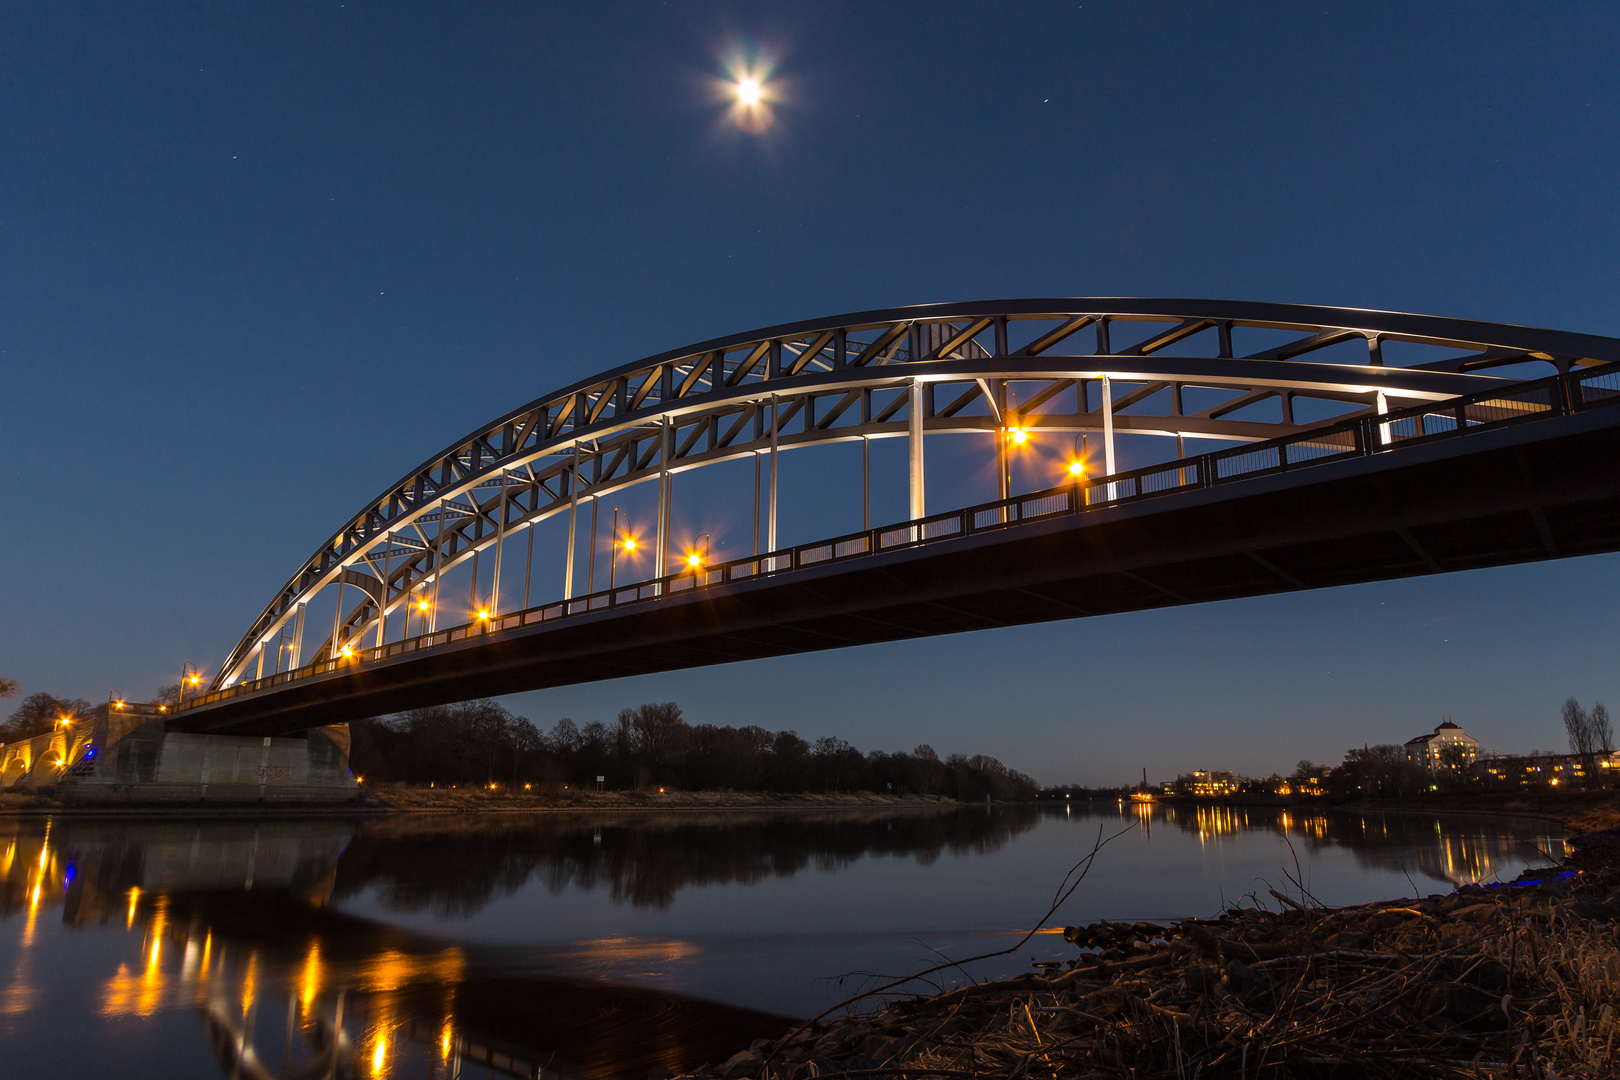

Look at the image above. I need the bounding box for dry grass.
[710,867,1620,1080]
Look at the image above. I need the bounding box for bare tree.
[1564,696,1598,781]
[0,678,18,699]
[1593,702,1615,754]
[1593,702,1614,787]
[3,692,93,743]
[624,702,687,786]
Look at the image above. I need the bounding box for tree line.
[350,700,1039,800]
[0,685,91,745]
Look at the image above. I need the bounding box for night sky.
[4,2,1618,785]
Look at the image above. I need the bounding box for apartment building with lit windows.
[1404,721,1479,772]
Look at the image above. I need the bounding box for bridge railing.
[176,362,1620,714]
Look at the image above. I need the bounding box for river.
[0,803,1565,1079]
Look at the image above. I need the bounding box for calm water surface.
[0,804,1566,1079]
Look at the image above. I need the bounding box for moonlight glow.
[718,49,778,134]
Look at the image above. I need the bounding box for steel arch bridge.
[173,299,1620,734]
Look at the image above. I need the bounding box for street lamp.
[1068,433,1088,479]
[405,590,430,638]
[686,533,711,574]
[610,508,637,590]
[180,662,201,704]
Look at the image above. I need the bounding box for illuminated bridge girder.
[208,299,1620,698]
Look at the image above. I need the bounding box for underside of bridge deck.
[173,404,1620,735]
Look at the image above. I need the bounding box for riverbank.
[1153,790,1620,833]
[0,784,963,815]
[1342,790,1620,834]
[712,870,1619,1079]
[679,793,1620,1080]
[358,785,961,812]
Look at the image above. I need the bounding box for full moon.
[736,78,762,105]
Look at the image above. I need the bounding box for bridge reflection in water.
[0,815,815,1079]
[0,806,1570,1078]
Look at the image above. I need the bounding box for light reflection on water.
[0,805,1570,1078]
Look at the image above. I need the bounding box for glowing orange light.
[340,644,353,657]
[158,705,167,712]
[1008,427,1028,445]
[188,675,200,685]
[622,537,637,552]
[477,609,489,620]
[1068,460,1085,477]
[687,553,702,568]
[417,598,430,611]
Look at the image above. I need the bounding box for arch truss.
[212,299,1620,690]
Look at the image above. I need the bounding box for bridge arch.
[211,299,1620,690]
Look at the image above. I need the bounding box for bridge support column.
[656,416,671,579]
[768,394,779,555]
[862,436,870,532]
[58,718,359,805]
[1102,375,1117,498]
[587,496,598,594]
[492,468,508,616]
[524,515,535,609]
[909,379,926,520]
[329,583,344,659]
[377,539,393,647]
[289,602,307,669]
[565,452,579,600]
[994,379,1009,506]
[428,500,444,632]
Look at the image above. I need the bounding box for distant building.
[1478,750,1619,789]
[1404,721,1479,772]
[1162,769,1240,797]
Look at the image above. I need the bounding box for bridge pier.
[54,711,359,805]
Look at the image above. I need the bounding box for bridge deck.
[173,382,1620,735]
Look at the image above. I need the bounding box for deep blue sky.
[4,2,1618,784]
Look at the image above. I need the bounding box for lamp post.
[179,662,201,704]
[609,508,636,591]
[686,533,711,576]
[1072,434,1090,505]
